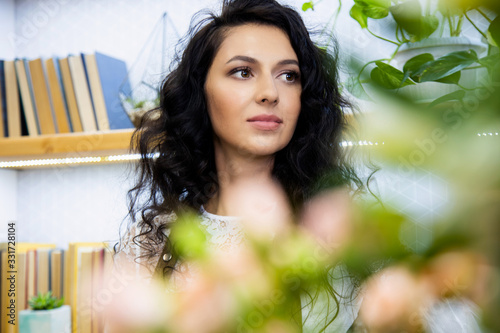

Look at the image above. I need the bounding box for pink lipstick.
[247,115,282,131]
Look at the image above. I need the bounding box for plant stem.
[399,25,409,42]
[448,12,454,37]
[476,7,492,23]
[389,44,402,62]
[332,0,342,31]
[366,28,401,46]
[457,83,475,91]
[464,11,488,39]
[455,15,464,36]
[357,59,390,81]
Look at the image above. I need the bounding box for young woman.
[114,0,362,331]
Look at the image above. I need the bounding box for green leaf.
[403,53,435,82]
[478,54,500,71]
[419,15,439,40]
[428,90,466,108]
[419,50,478,82]
[371,61,416,89]
[302,1,314,12]
[487,16,500,47]
[487,31,498,47]
[355,0,390,19]
[437,0,463,17]
[170,213,207,259]
[390,0,422,33]
[355,0,391,8]
[435,71,461,84]
[363,5,390,19]
[350,4,368,29]
[28,291,64,310]
[390,0,438,41]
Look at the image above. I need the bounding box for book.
[91,248,106,333]
[4,60,21,138]
[45,58,71,133]
[59,57,82,132]
[50,249,64,300]
[82,54,109,131]
[17,252,27,312]
[94,52,134,129]
[0,60,5,137]
[68,55,97,132]
[25,250,37,305]
[77,250,93,333]
[15,59,39,136]
[65,242,106,333]
[28,58,56,134]
[36,248,51,295]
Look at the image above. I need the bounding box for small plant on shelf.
[28,291,64,310]
[123,95,161,128]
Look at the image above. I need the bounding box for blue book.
[94,52,133,129]
[0,60,7,137]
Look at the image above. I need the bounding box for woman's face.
[204,24,302,158]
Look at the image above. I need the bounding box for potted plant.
[122,95,161,128]
[303,0,500,105]
[19,292,71,333]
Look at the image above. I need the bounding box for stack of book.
[0,52,134,139]
[0,242,113,333]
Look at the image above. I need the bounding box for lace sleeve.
[112,226,156,282]
[112,214,174,282]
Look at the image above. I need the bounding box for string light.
[2,132,495,168]
[0,154,145,169]
[340,141,383,147]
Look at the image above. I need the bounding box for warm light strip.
[340,141,384,147]
[2,131,495,168]
[0,154,142,169]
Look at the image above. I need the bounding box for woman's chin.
[238,140,288,157]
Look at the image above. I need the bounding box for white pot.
[392,37,487,67]
[19,305,71,333]
[391,37,488,103]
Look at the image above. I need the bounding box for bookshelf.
[0,129,135,168]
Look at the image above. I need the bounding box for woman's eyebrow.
[226,55,257,64]
[226,55,299,67]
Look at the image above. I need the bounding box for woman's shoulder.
[113,212,176,279]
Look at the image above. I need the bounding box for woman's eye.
[239,70,251,78]
[281,71,299,83]
[231,67,252,79]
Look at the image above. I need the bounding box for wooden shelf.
[0,129,135,164]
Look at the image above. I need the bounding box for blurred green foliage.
[28,291,64,311]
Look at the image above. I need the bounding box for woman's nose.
[256,74,279,105]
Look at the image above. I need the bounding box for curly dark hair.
[118,0,365,328]
[122,0,363,309]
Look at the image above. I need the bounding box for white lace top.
[112,206,359,332]
[113,206,246,282]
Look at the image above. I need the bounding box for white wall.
[0,0,16,59]
[16,163,136,248]
[0,169,18,241]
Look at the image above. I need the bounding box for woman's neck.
[204,143,276,217]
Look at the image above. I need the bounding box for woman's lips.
[247,115,282,131]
